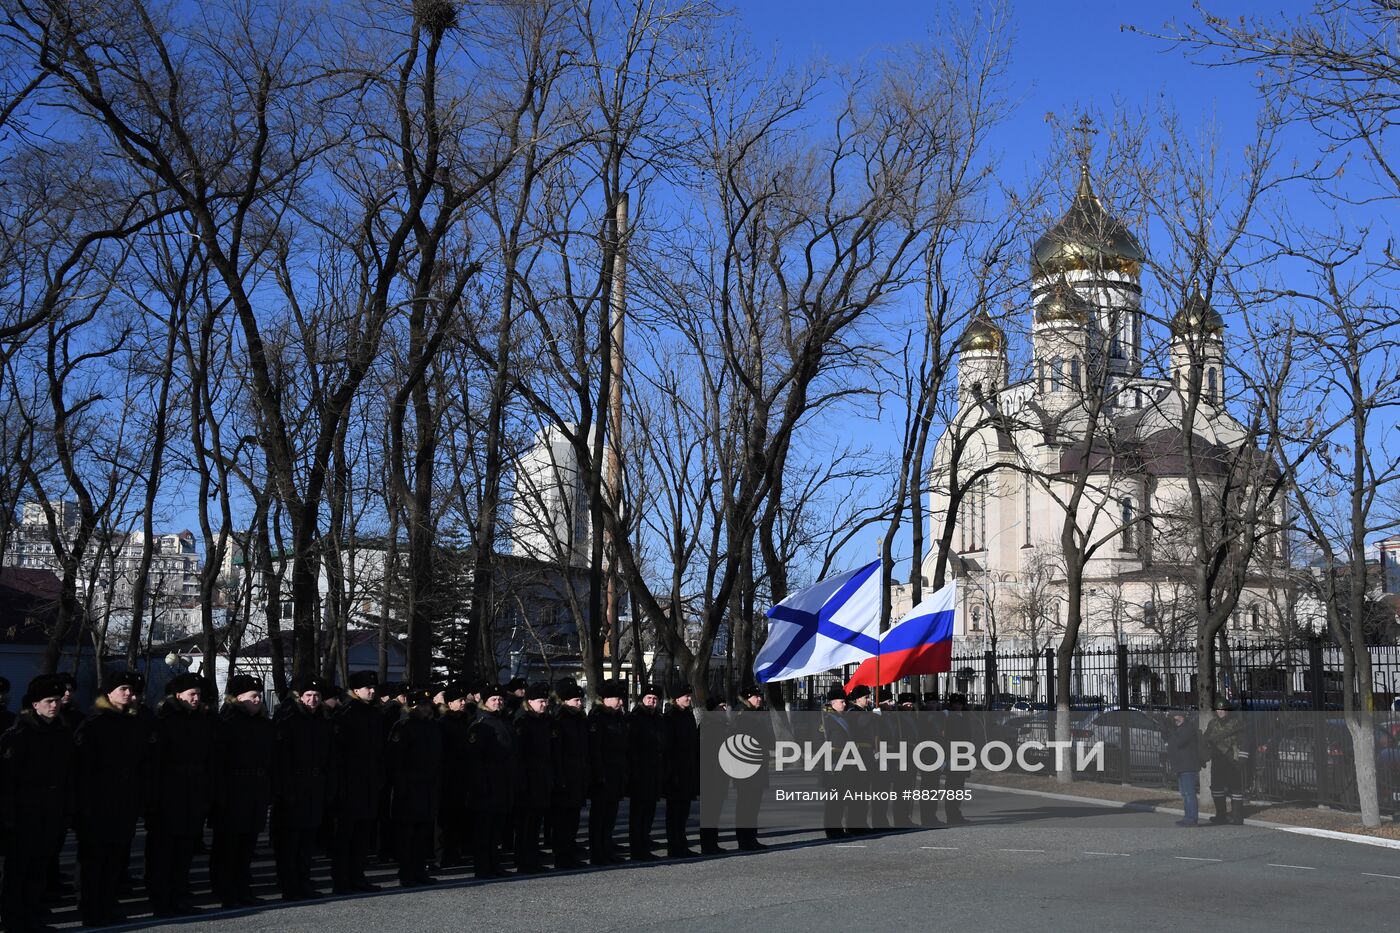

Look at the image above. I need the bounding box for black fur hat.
[226,674,263,697]
[102,670,140,694]
[557,681,584,702]
[166,673,203,696]
[825,684,848,702]
[600,679,628,700]
[289,674,320,695]
[524,682,551,701]
[348,670,379,690]
[22,675,64,707]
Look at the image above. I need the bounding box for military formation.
[0,669,715,931]
[814,684,975,837]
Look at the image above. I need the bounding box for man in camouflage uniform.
[1203,698,1247,825]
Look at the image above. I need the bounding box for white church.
[908,161,1298,653]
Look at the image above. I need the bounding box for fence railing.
[705,640,1400,816]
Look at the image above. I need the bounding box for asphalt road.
[124,787,1399,933]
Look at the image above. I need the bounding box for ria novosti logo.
[715,735,1108,777]
[717,732,766,780]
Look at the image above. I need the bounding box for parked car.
[1074,707,1169,778]
[1015,711,1096,768]
[1252,718,1400,809]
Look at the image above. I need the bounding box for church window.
[1250,606,1262,632]
[1024,480,1032,546]
[1206,368,1218,404]
[1120,497,1135,551]
[1070,358,1081,390]
[979,479,987,551]
[1051,357,1064,392]
[1038,360,1046,394]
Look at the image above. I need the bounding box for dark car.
[1252,718,1399,810]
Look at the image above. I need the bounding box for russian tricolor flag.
[844,581,957,691]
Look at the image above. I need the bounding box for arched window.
[1206,367,1218,403]
[1250,606,1262,632]
[1120,497,1135,551]
[1070,358,1081,390]
[1144,601,1157,629]
[1038,360,1046,394]
[1051,357,1064,392]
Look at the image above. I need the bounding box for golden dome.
[1031,166,1146,277]
[959,311,1006,354]
[1034,279,1092,325]
[1170,291,1225,337]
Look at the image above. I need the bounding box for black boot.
[699,828,727,855]
[1208,794,1229,824]
[736,830,767,851]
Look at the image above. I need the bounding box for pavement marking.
[997,848,1045,853]
[969,781,1400,851]
[1173,856,1221,862]
[1361,872,1400,880]
[1267,864,1316,871]
[1083,852,1131,856]
[1270,823,1400,851]
[832,845,867,848]
[919,846,959,850]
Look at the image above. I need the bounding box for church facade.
[905,163,1299,654]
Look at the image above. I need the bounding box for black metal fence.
[728,639,1400,816]
[760,639,1400,712]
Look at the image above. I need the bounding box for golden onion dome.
[1034,279,1092,325]
[959,311,1006,354]
[1031,166,1146,277]
[1170,291,1225,337]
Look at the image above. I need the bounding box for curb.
[967,781,1400,851]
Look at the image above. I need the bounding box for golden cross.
[1072,113,1097,167]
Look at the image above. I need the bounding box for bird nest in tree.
[415,0,457,35]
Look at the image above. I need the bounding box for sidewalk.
[968,769,1400,842]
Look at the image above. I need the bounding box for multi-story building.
[510,423,601,568]
[4,501,202,643]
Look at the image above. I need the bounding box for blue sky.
[728,1,1370,577]
[738,0,1270,178]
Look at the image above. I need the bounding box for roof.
[240,628,407,659]
[1031,166,1145,277]
[1057,425,1279,481]
[0,568,84,646]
